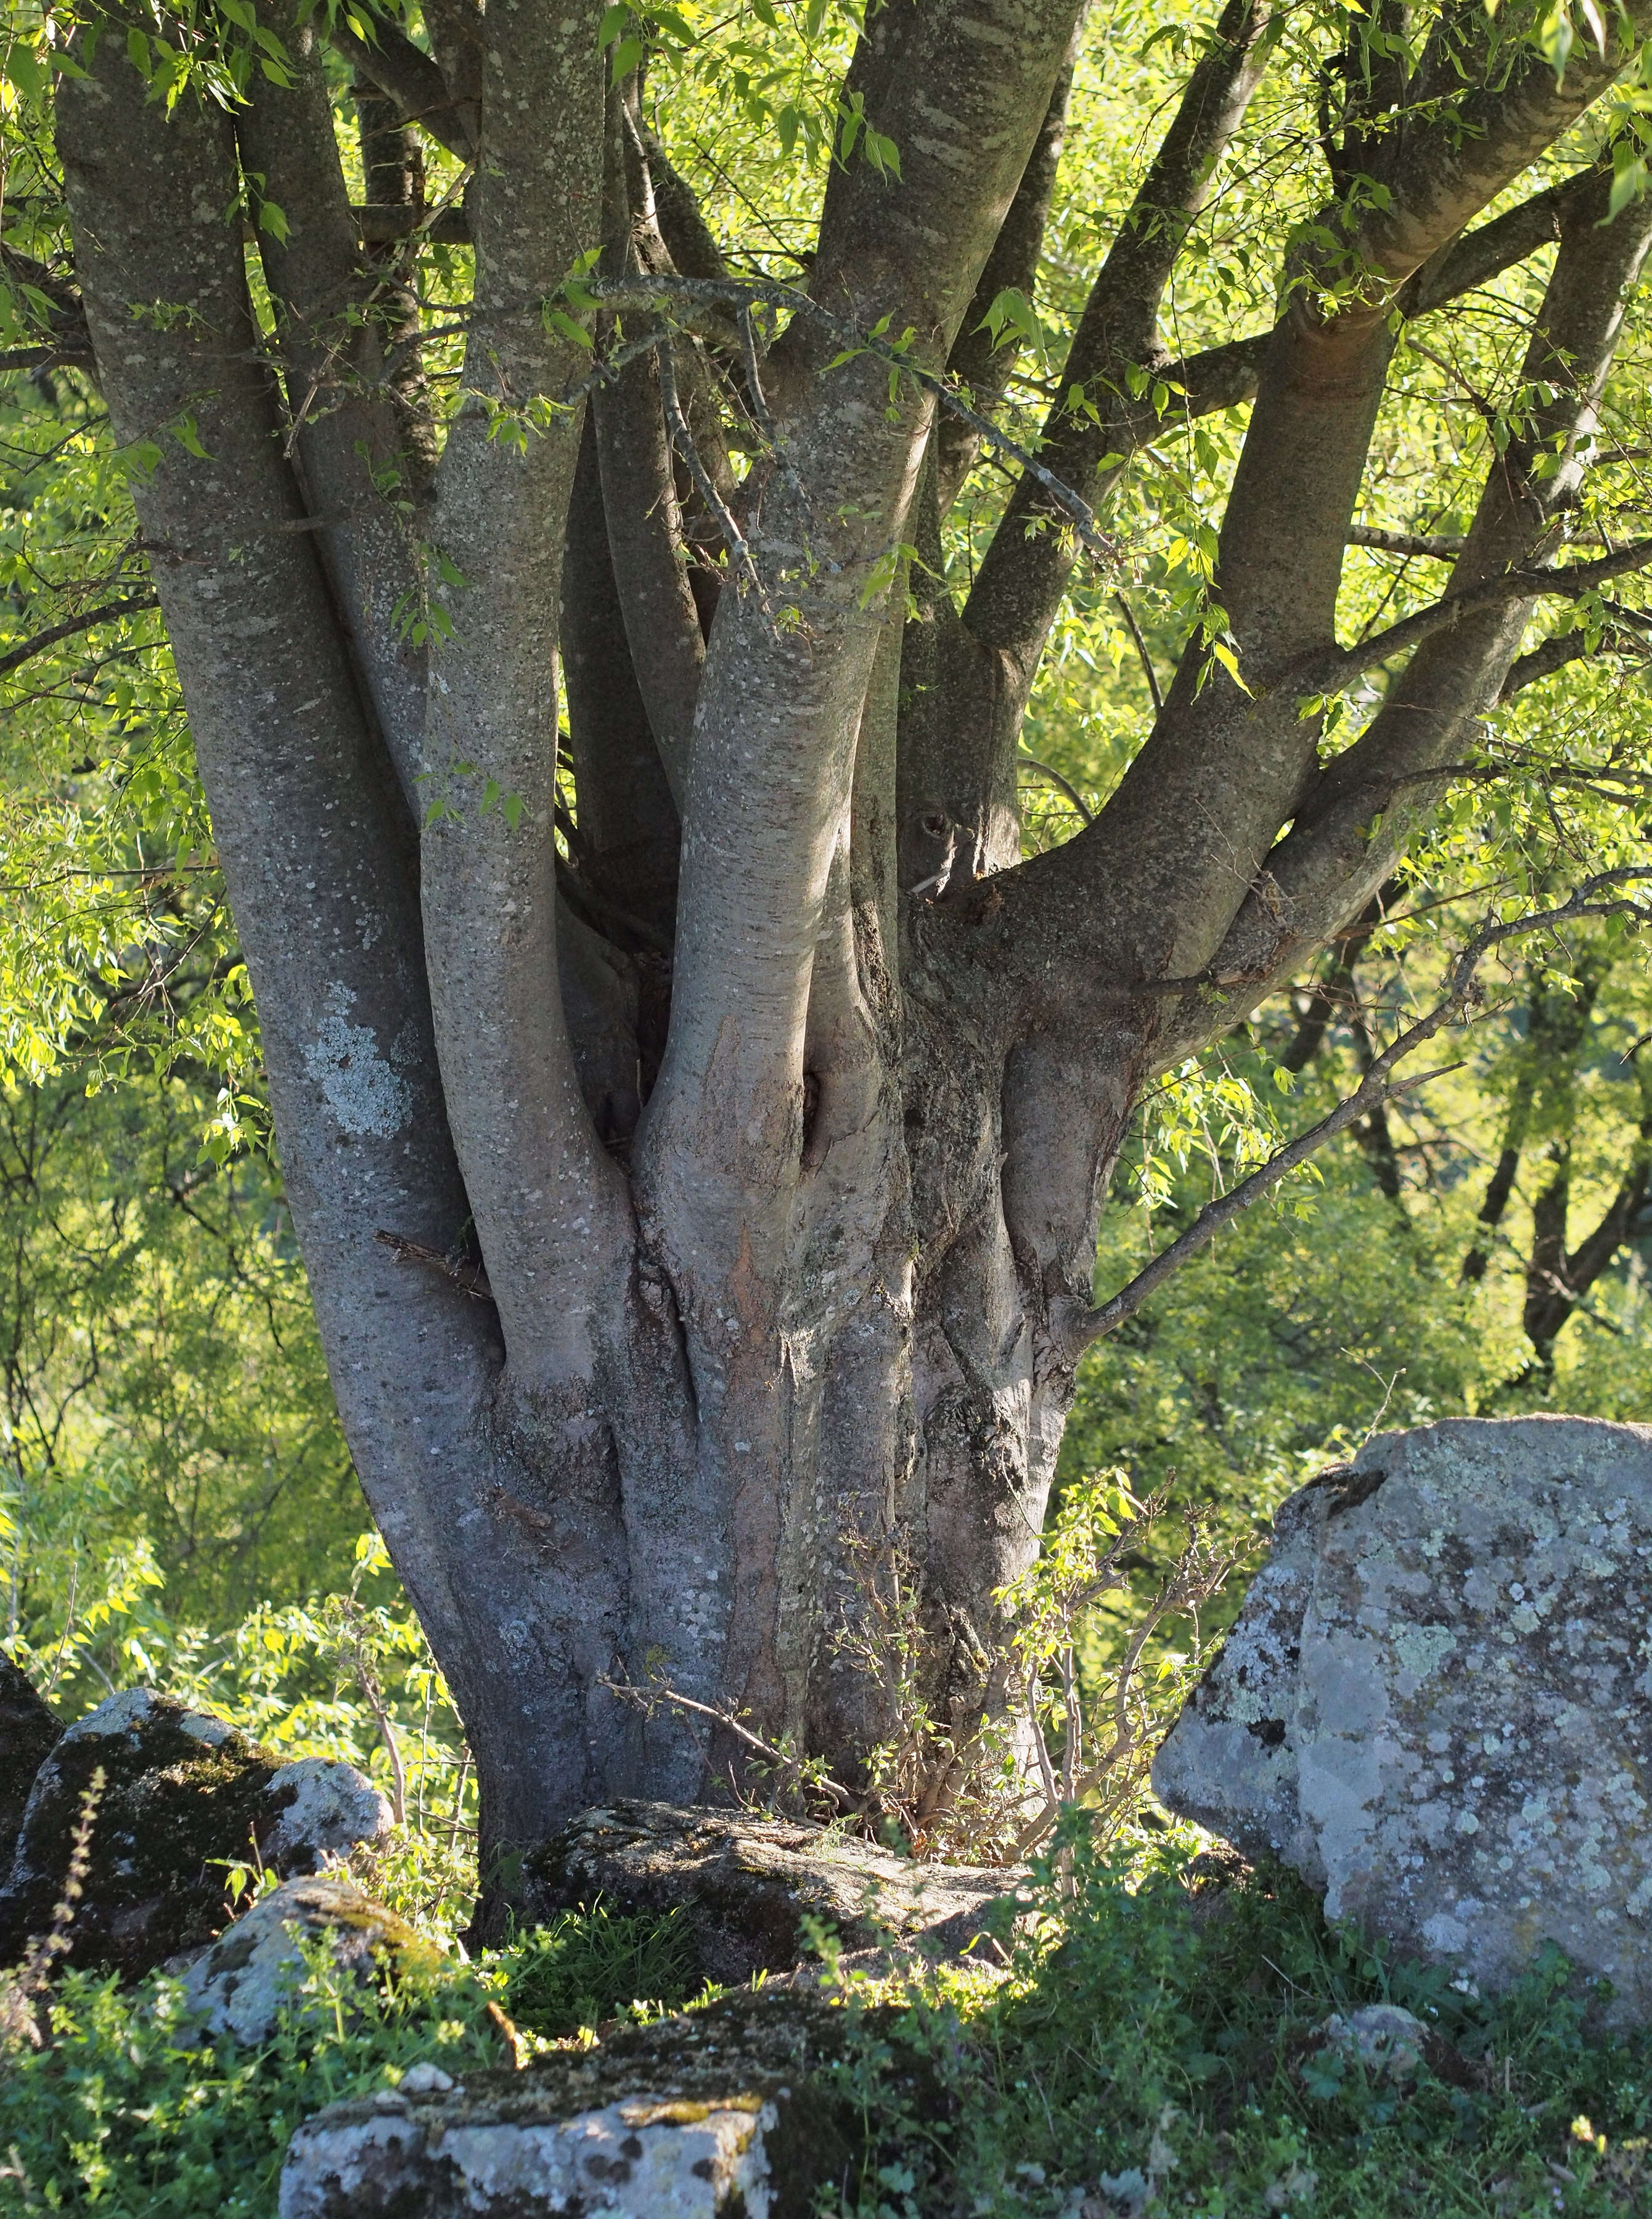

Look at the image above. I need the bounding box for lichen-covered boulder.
[523,1802,1018,1982]
[281,1989,930,2219]
[1153,1416,1652,2022]
[0,1656,60,1874]
[0,1688,393,1980]
[1305,2004,1429,2084]
[179,1874,443,2045]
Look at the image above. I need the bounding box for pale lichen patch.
[304,983,414,1138]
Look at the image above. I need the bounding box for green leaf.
[4,43,47,102]
[597,2,631,46]
[544,306,595,351]
[1540,4,1574,81]
[1606,145,1648,221]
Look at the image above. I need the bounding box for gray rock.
[523,1800,1018,1982]
[1306,2004,1428,2083]
[179,1874,443,2045]
[0,1656,60,1876]
[0,1688,393,1980]
[1154,1415,1652,2022]
[281,1989,925,2219]
[261,1757,397,1872]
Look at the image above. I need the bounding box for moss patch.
[0,1696,284,1978]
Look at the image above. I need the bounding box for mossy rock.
[0,1656,60,1879]
[0,1688,391,1980]
[179,1873,447,2046]
[282,1987,947,2219]
[523,1802,1019,1983]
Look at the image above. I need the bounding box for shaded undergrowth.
[828,1820,1652,2219]
[2,1823,1646,2218]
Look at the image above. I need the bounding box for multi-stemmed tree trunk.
[45,0,1652,1887]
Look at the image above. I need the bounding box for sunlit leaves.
[0,378,256,1151]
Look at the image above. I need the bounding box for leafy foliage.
[6,1824,1649,2217]
[0,1072,353,1661]
[817,1825,1652,2219]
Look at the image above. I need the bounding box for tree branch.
[591,89,705,806]
[1148,166,1652,1058]
[240,1,429,811]
[419,0,631,1385]
[1409,161,1607,317]
[962,0,1274,666]
[1498,619,1651,698]
[329,20,475,159]
[936,31,1079,512]
[1018,753,1094,824]
[561,412,682,954]
[56,2,503,1677]
[1067,873,1652,1355]
[1298,537,1652,700]
[419,0,483,125]
[0,593,157,678]
[1347,524,1467,560]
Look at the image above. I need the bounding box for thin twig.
[1296,536,1652,697]
[739,304,808,510]
[375,1228,494,1303]
[0,593,158,677]
[586,272,1114,562]
[1073,870,1652,1351]
[445,1744,472,1860]
[560,327,670,409]
[40,1556,79,1704]
[1018,753,1095,825]
[656,337,764,603]
[1114,591,1164,713]
[600,1669,856,1808]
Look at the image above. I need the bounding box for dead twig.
[584,272,1114,562]
[1,1765,104,2051]
[375,1228,494,1304]
[599,1667,856,1811]
[656,337,764,604]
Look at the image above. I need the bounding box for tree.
[10,0,1652,1888]
[1460,950,1652,1371]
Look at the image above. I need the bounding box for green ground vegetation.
[2,1826,1647,2218]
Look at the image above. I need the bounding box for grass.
[500,1898,704,2037]
[829,1818,1651,2219]
[1,1821,1646,2217]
